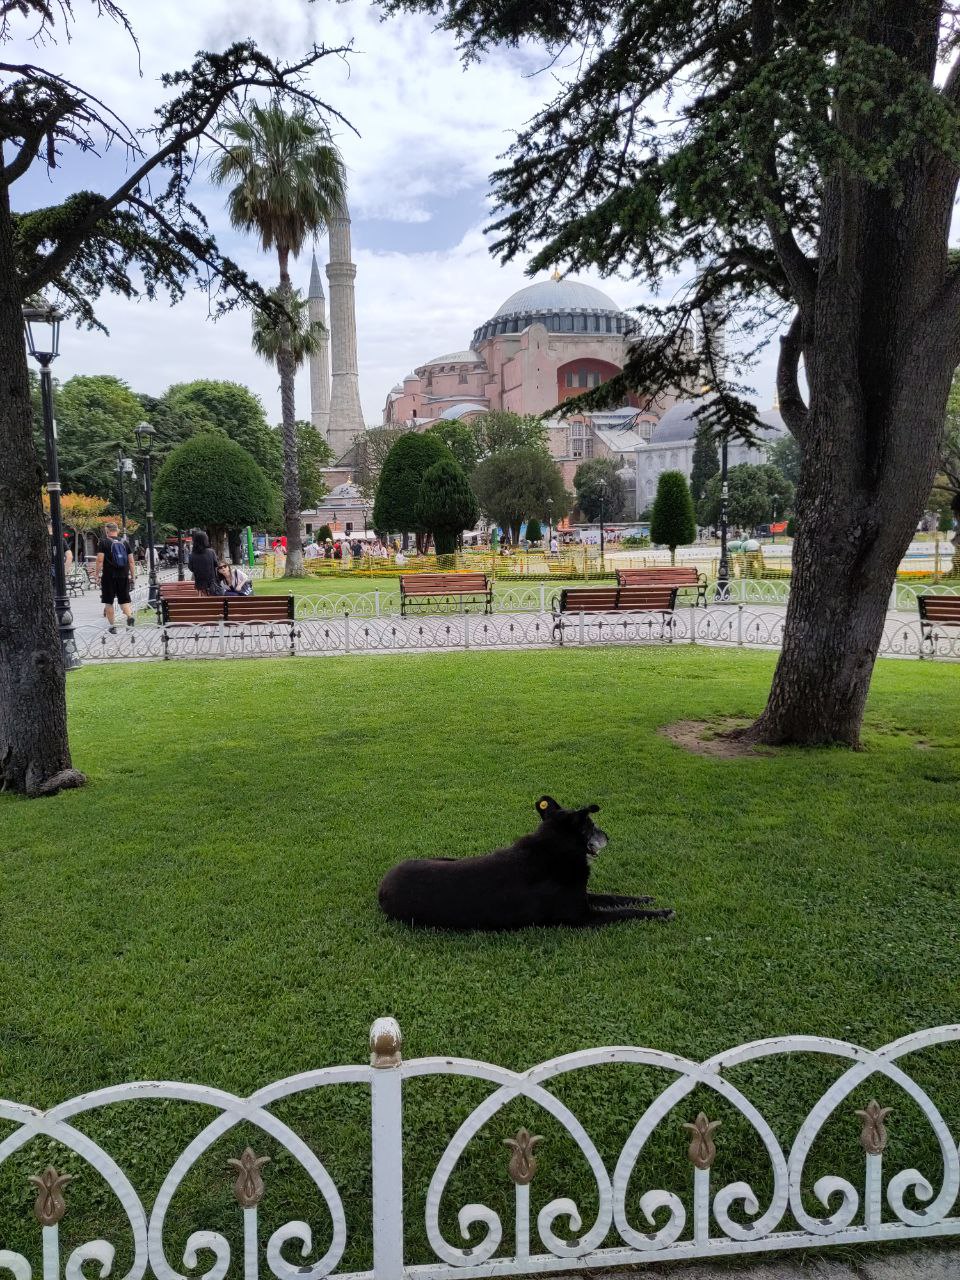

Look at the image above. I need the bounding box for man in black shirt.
[94,520,136,633]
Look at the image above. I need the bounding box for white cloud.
[9,0,779,424]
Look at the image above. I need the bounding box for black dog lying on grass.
[377,796,674,931]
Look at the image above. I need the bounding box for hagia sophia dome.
[382,274,641,430]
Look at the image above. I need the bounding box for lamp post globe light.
[134,421,159,609]
[23,303,80,671]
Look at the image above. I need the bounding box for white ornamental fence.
[124,578,960,620]
[3,1019,960,1280]
[70,606,960,663]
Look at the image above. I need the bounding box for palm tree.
[251,286,320,367]
[213,102,345,577]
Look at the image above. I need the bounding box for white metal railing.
[70,605,960,663]
[2,1019,960,1280]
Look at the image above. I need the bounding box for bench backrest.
[617,567,700,586]
[159,582,200,599]
[162,597,226,624]
[400,573,489,595]
[918,595,960,624]
[225,596,294,622]
[558,585,677,612]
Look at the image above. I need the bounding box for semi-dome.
[422,349,483,367]
[650,401,789,445]
[649,403,701,444]
[473,276,630,345]
[439,402,487,421]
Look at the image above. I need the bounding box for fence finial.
[504,1129,543,1184]
[29,1167,72,1226]
[228,1147,270,1207]
[683,1113,721,1170]
[370,1017,402,1068]
[856,1100,892,1155]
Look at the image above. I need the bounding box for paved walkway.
[591,1243,960,1277]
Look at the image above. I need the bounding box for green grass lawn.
[1,648,959,1265]
[252,574,612,598]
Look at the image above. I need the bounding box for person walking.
[94,520,136,632]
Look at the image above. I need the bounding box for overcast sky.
[10,0,779,424]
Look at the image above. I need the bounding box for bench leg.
[162,628,170,660]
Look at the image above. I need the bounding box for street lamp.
[716,434,731,601]
[771,494,780,544]
[546,496,555,550]
[134,421,159,609]
[116,447,134,533]
[23,303,80,671]
[598,478,606,571]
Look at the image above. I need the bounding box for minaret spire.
[308,252,330,439]
[325,197,365,461]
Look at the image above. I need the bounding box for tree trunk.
[748,68,958,747]
[0,181,84,796]
[276,246,304,578]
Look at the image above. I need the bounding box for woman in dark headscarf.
[188,530,225,595]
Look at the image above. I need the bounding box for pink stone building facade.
[382,277,677,427]
[380,276,693,518]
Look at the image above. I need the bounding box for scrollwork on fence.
[67,596,960,663]
[3,1023,960,1280]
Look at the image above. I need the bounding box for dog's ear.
[584,803,600,814]
[535,796,561,818]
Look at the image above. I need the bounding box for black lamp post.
[115,447,132,533]
[23,304,80,671]
[546,496,554,549]
[771,494,780,544]
[135,421,159,609]
[176,529,185,581]
[598,477,606,571]
[716,434,730,601]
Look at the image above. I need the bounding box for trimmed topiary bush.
[154,433,280,550]
[415,458,479,557]
[650,470,696,564]
[525,518,542,543]
[317,524,333,543]
[373,433,453,552]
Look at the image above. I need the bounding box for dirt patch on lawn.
[659,718,776,759]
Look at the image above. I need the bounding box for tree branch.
[776,309,809,440]
[19,42,353,298]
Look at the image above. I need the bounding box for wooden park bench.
[160,595,296,658]
[917,595,960,653]
[617,566,708,606]
[155,580,200,618]
[399,572,493,617]
[158,581,201,599]
[552,584,678,645]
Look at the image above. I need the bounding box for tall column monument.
[308,253,330,439]
[325,198,365,460]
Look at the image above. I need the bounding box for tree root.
[28,768,87,798]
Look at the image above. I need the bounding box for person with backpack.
[94,520,136,632]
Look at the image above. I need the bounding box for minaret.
[325,197,365,461]
[308,253,330,439]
